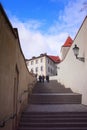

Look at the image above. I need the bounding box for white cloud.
[10,0,86,59]
[11,17,68,59]
[49,0,86,37]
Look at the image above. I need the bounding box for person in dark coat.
[46,75,49,82]
[39,75,42,82]
[42,75,45,83]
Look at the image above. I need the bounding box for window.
[48,59,49,64]
[26,61,29,66]
[36,59,38,64]
[48,67,50,72]
[52,62,54,66]
[50,61,52,65]
[51,69,52,74]
[41,66,43,71]
[35,67,38,72]
[41,58,43,62]
[31,69,33,73]
[31,61,33,65]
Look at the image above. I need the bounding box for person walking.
[39,75,42,82]
[42,75,45,83]
[46,75,49,82]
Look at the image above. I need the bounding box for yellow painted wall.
[0,4,36,130]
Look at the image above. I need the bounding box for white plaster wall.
[57,17,87,105]
[50,76,58,80]
[61,47,70,60]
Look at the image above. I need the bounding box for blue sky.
[0,0,87,58]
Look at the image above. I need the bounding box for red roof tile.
[48,55,61,63]
[62,36,73,47]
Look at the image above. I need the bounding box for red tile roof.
[62,36,73,47]
[48,55,61,63]
[27,53,61,63]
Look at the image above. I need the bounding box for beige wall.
[0,4,36,130]
[61,46,70,60]
[58,16,87,105]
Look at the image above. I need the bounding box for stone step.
[20,117,87,123]
[19,122,87,127]
[20,111,87,130]
[22,111,87,117]
[32,87,73,93]
[32,81,73,93]
[24,104,87,112]
[17,80,86,130]
[30,93,82,104]
[17,127,87,130]
[22,114,87,118]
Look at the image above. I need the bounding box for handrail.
[19,89,29,103]
[19,81,36,103]
[0,113,16,127]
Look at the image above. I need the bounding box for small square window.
[48,67,50,72]
[36,60,38,64]
[41,58,43,62]
[41,66,43,71]
[31,69,33,73]
[31,61,33,65]
[26,61,29,66]
[36,67,38,72]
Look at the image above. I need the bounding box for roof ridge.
[62,36,73,47]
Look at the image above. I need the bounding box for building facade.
[26,54,60,78]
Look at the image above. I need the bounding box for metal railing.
[18,82,35,103]
[0,81,36,127]
[19,89,30,103]
[0,113,16,127]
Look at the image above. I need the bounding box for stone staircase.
[17,80,87,130]
[29,81,81,104]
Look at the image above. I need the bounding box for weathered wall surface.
[58,17,87,105]
[0,4,36,130]
[61,46,70,60]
